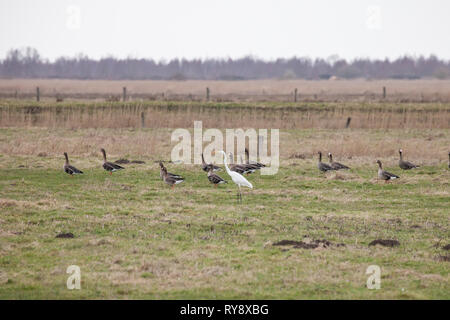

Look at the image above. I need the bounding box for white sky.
[1,0,450,61]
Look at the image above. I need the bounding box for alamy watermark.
[366,265,381,290]
[67,265,81,290]
[66,5,81,30]
[170,121,279,175]
[366,5,382,30]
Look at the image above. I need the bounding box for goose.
[448,152,450,169]
[63,152,83,176]
[398,149,419,170]
[317,151,334,172]
[220,150,252,202]
[100,148,124,174]
[239,154,257,174]
[328,153,350,170]
[207,167,227,187]
[228,153,251,175]
[240,149,262,174]
[245,148,265,168]
[161,166,184,188]
[201,153,221,172]
[159,162,183,181]
[377,160,399,182]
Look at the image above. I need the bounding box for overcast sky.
[1,0,450,61]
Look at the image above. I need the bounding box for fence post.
[294,88,298,102]
[36,87,40,102]
[345,117,352,128]
[206,87,210,101]
[382,86,386,99]
[123,87,127,102]
[141,111,145,128]
[14,90,17,99]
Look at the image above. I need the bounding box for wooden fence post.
[36,87,40,102]
[383,86,386,99]
[123,87,127,102]
[294,88,298,102]
[345,117,352,128]
[206,87,210,101]
[141,111,145,128]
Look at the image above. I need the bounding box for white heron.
[219,150,253,202]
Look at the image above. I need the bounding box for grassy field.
[0,100,449,299]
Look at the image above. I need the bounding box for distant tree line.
[1,47,449,80]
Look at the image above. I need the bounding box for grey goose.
[161,166,184,188]
[317,151,334,172]
[245,148,265,168]
[63,152,83,176]
[398,149,419,170]
[101,148,124,175]
[201,153,221,172]
[239,154,258,174]
[328,153,350,170]
[377,160,400,182]
[159,162,183,181]
[207,167,227,187]
[228,153,253,175]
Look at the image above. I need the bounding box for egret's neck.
[223,154,232,174]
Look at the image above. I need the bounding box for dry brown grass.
[2,78,450,102]
[0,127,448,166]
[1,101,449,129]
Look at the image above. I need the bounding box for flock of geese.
[317,149,424,182]
[63,148,450,202]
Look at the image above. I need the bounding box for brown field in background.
[0,78,448,162]
[1,101,449,130]
[1,127,448,166]
[1,78,450,102]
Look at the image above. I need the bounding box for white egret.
[219,150,253,202]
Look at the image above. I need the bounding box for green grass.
[0,155,448,299]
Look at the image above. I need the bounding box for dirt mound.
[55,232,74,239]
[273,239,345,250]
[369,239,400,247]
[273,240,304,246]
[130,160,145,164]
[294,242,319,249]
